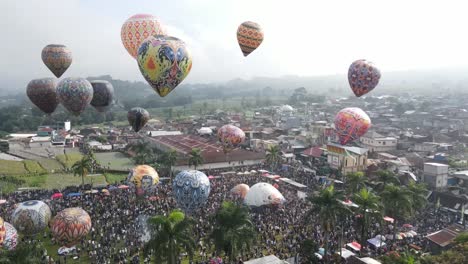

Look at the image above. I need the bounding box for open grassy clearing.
[23,160,47,174]
[95,152,134,171]
[56,153,83,168]
[0,160,28,175]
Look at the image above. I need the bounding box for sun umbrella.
[108,186,118,191]
[51,193,63,199]
[66,192,81,197]
[208,176,215,180]
[383,216,395,223]
[0,199,6,205]
[402,224,413,228]
[250,170,257,174]
[118,185,129,189]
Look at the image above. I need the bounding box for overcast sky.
[2,0,468,90]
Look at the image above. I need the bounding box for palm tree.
[381,184,413,244]
[188,148,203,169]
[375,170,400,192]
[265,145,281,171]
[161,149,178,179]
[129,140,155,165]
[0,243,44,264]
[353,188,381,255]
[72,156,94,189]
[306,185,347,263]
[145,210,196,264]
[208,201,256,262]
[346,172,368,195]
[407,182,428,215]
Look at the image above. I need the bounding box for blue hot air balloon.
[173,170,210,213]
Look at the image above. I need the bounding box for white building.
[359,131,397,152]
[423,162,448,189]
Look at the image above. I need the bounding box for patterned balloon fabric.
[121,14,167,59]
[0,217,5,245]
[127,107,150,132]
[173,170,211,213]
[51,207,92,248]
[137,35,192,97]
[11,200,51,235]
[2,222,18,251]
[41,44,72,78]
[217,125,246,153]
[26,78,59,114]
[90,80,114,112]
[127,165,159,195]
[56,77,93,116]
[237,21,264,57]
[230,184,250,199]
[334,107,371,145]
[348,59,381,97]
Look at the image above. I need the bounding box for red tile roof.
[426,224,465,247]
[303,147,323,158]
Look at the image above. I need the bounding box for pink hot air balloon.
[348,59,381,97]
[230,184,250,199]
[217,125,245,153]
[334,107,371,145]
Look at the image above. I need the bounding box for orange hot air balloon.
[237,21,263,57]
[334,107,371,145]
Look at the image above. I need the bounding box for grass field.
[44,173,107,189]
[0,160,28,175]
[95,152,134,171]
[104,173,128,184]
[37,158,64,172]
[23,160,47,174]
[56,153,83,168]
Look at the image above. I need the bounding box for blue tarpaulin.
[67,192,81,197]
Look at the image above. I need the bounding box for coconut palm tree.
[208,201,256,262]
[144,210,196,264]
[381,184,413,244]
[375,170,400,192]
[407,182,428,214]
[129,140,155,165]
[72,156,94,189]
[160,149,178,179]
[346,172,368,195]
[353,188,382,255]
[0,243,44,264]
[188,148,203,170]
[265,145,281,171]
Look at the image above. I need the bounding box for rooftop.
[426,224,465,247]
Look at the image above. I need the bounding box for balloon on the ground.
[2,222,17,251]
[230,184,250,199]
[348,59,381,97]
[51,207,92,247]
[11,200,51,235]
[26,78,59,114]
[237,21,264,57]
[56,78,93,116]
[127,107,150,132]
[0,217,5,245]
[217,125,245,153]
[41,44,72,78]
[121,14,167,59]
[244,182,285,207]
[334,107,371,145]
[127,165,159,195]
[173,170,211,213]
[90,80,114,112]
[137,35,192,97]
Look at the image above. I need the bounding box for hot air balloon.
[41,44,72,78]
[90,80,114,112]
[11,200,51,235]
[173,170,211,213]
[26,78,59,114]
[230,184,250,199]
[2,222,18,251]
[127,107,150,132]
[217,125,245,153]
[244,182,285,207]
[137,35,192,97]
[121,14,167,59]
[0,217,5,245]
[51,207,91,248]
[348,59,381,97]
[237,21,264,57]
[56,77,93,116]
[334,107,371,145]
[127,165,159,196]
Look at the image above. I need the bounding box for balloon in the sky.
[26,78,59,114]
[121,14,167,59]
[90,80,114,112]
[2,222,18,251]
[173,170,211,213]
[127,165,159,196]
[11,200,51,235]
[217,125,245,153]
[56,77,93,116]
[137,35,192,97]
[244,182,285,207]
[51,207,91,248]
[237,21,264,57]
[41,44,72,78]
[348,59,381,97]
[230,184,250,199]
[127,107,150,132]
[0,217,5,245]
[334,107,371,145]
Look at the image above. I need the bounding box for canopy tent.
[346,242,361,252]
[383,216,395,223]
[258,169,269,173]
[279,178,307,189]
[250,170,257,174]
[66,192,81,197]
[51,193,63,199]
[118,185,129,189]
[244,255,289,264]
[367,237,386,248]
[108,186,118,191]
[340,199,359,208]
[339,248,356,259]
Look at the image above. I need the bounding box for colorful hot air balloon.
[127,107,150,132]
[237,21,264,57]
[51,207,91,248]
[56,77,93,116]
[2,222,17,251]
[26,78,59,114]
[41,44,72,78]
[0,217,5,245]
[173,170,211,213]
[230,184,250,199]
[11,200,51,235]
[244,182,285,207]
[334,107,371,145]
[137,35,192,97]
[121,14,167,59]
[217,125,246,153]
[127,165,159,196]
[348,59,381,97]
[90,80,114,112]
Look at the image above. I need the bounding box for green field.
[0,160,28,175]
[36,158,64,172]
[104,173,128,184]
[95,152,134,171]
[23,160,47,174]
[56,153,83,168]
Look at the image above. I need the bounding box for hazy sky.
[2,0,468,90]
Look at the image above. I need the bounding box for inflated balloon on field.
[2,222,18,251]
[244,182,285,207]
[173,170,211,213]
[51,207,92,248]
[11,200,51,235]
[127,165,159,196]
[230,184,250,199]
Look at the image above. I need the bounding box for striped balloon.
[237,21,264,57]
[51,207,91,248]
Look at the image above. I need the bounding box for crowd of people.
[0,163,462,264]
